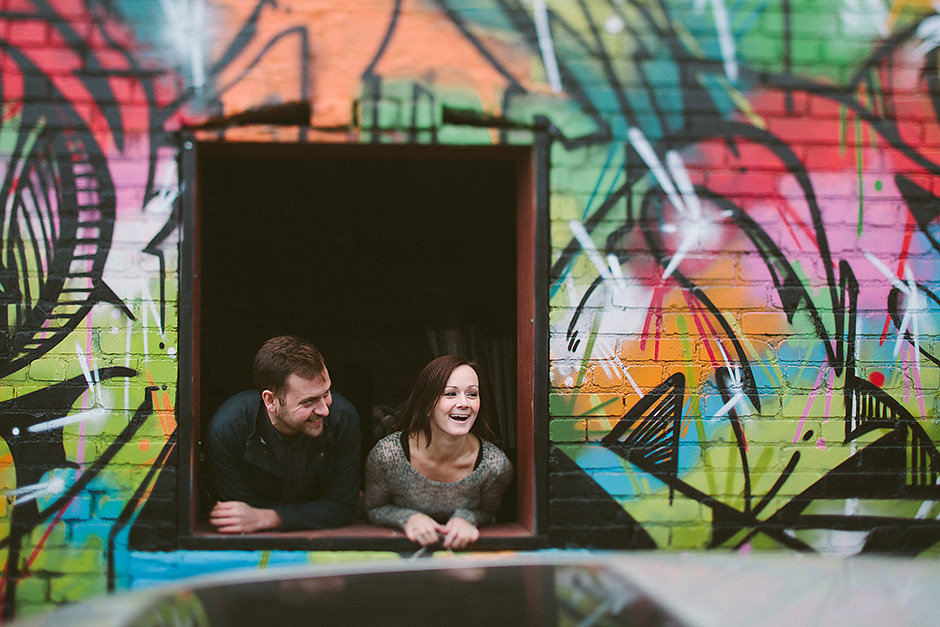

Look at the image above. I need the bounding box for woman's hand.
[441,517,479,549]
[404,513,443,546]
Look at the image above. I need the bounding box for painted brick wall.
[0,0,939,618]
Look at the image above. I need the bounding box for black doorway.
[195,142,520,463]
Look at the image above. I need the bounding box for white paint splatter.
[6,475,66,505]
[569,220,627,302]
[605,14,625,34]
[840,0,889,38]
[160,0,210,94]
[628,127,687,215]
[27,407,109,434]
[714,364,747,418]
[864,252,924,374]
[695,0,739,81]
[532,0,564,93]
[628,129,734,279]
[74,342,101,406]
[917,14,940,56]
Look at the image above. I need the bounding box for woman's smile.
[431,365,480,435]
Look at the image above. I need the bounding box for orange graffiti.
[209,0,542,127]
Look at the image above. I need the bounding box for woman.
[363,355,513,549]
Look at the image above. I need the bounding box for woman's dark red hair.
[399,355,479,445]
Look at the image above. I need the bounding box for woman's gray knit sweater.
[364,431,513,529]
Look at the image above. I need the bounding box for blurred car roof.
[12,551,940,626]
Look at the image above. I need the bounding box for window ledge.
[180,523,545,552]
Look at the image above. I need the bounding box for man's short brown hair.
[252,336,327,399]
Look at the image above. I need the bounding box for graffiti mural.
[324,0,940,555]
[520,2,940,554]
[0,0,184,617]
[0,0,317,617]
[0,0,937,618]
[367,0,940,553]
[524,0,940,553]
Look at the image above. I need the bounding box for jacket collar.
[242,401,332,475]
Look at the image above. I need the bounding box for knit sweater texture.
[364,431,512,529]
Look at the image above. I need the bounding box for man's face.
[263,371,333,437]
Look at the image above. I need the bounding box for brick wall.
[0,0,938,618]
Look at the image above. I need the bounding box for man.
[206,335,360,532]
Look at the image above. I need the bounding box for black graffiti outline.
[0,42,133,375]
[107,428,177,591]
[0,368,146,618]
[600,256,940,552]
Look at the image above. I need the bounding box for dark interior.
[195,142,519,518]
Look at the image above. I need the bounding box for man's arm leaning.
[204,393,361,532]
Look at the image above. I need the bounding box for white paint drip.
[569,220,627,302]
[606,253,633,307]
[143,283,167,341]
[660,231,695,280]
[160,0,208,93]
[693,0,739,80]
[915,2,940,55]
[532,0,564,93]
[666,151,702,219]
[125,314,133,412]
[629,130,733,279]
[6,475,66,505]
[628,127,687,215]
[710,0,739,81]
[840,0,889,38]
[714,391,745,419]
[865,253,924,378]
[714,364,746,418]
[28,407,109,434]
[74,342,100,406]
[564,274,580,303]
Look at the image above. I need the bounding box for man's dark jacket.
[206,390,361,530]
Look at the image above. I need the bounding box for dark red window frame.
[176,137,549,550]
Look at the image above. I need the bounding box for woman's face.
[430,364,480,439]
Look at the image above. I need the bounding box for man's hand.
[210,501,281,534]
[404,512,444,546]
[441,517,479,549]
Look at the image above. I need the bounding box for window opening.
[179,141,544,549]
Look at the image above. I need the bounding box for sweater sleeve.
[363,436,423,530]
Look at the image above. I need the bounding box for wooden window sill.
[180,522,544,551]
